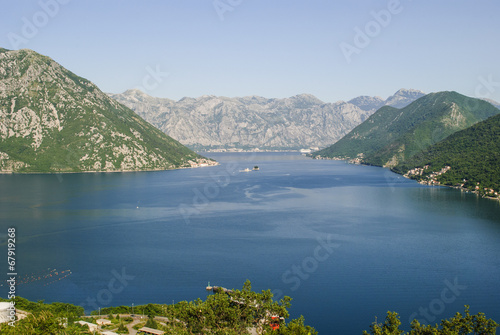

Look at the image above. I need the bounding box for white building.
[96,318,112,326]
[75,320,99,332]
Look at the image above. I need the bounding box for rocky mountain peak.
[123,88,148,96]
[348,95,385,111]
[0,48,209,173]
[385,88,425,108]
[289,93,325,104]
[393,88,425,96]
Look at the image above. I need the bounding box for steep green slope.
[313,105,401,160]
[313,91,500,167]
[393,113,500,197]
[0,48,213,173]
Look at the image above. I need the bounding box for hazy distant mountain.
[348,89,425,111]
[0,48,210,173]
[313,91,500,167]
[347,95,385,112]
[109,89,424,151]
[483,98,500,110]
[384,88,426,108]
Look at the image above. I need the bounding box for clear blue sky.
[1,0,499,103]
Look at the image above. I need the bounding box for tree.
[0,311,65,334]
[363,306,499,335]
[145,315,158,329]
[363,312,405,335]
[117,322,128,333]
[277,315,318,335]
[169,280,314,334]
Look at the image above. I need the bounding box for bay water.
[1,152,499,334]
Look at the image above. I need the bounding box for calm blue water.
[1,152,500,334]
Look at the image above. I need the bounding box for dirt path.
[126,317,142,335]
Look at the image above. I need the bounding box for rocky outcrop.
[383,88,425,108]
[0,48,211,173]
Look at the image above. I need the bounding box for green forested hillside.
[0,48,211,173]
[393,113,500,196]
[314,105,401,160]
[313,92,500,167]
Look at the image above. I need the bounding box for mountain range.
[0,48,212,173]
[109,88,426,151]
[313,91,500,167]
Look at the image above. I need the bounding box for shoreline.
[0,159,219,175]
[198,149,307,153]
[312,156,500,201]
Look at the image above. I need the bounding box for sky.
[1,0,499,103]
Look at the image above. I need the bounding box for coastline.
[199,149,308,153]
[312,155,500,201]
[0,158,219,175]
